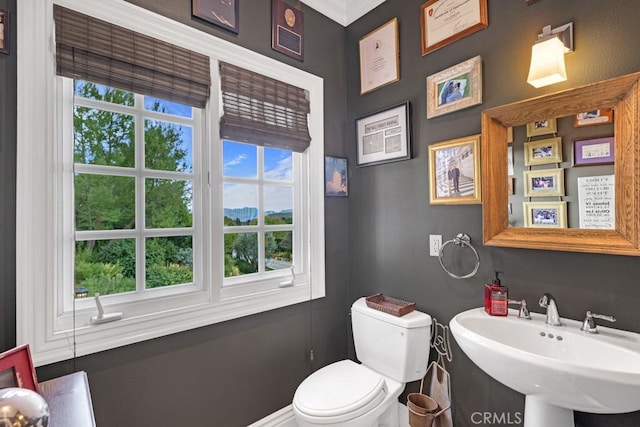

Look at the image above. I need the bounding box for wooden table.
[39,371,96,426]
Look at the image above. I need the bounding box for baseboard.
[248,404,297,427]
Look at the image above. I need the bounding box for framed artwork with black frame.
[192,0,239,34]
[356,102,411,167]
[0,9,9,55]
[0,344,39,392]
[325,156,348,197]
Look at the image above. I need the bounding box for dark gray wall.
[346,1,640,427]
[1,1,349,426]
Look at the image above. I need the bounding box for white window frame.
[17,0,325,366]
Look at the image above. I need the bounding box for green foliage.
[146,263,193,288]
[74,81,194,296]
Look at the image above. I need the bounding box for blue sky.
[223,141,293,212]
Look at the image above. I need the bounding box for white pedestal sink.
[450,308,640,427]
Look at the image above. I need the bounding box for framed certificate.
[420,0,488,56]
[359,18,400,95]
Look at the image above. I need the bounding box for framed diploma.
[271,0,304,61]
[359,18,400,95]
[420,0,488,56]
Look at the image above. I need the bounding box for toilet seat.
[293,360,387,424]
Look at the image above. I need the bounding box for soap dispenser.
[484,271,508,316]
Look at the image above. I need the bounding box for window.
[17,0,325,366]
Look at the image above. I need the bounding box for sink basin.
[450,308,640,427]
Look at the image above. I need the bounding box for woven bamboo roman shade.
[219,62,311,152]
[54,5,211,108]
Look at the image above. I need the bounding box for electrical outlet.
[429,235,442,257]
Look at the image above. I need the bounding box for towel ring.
[438,233,480,279]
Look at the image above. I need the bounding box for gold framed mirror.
[481,72,640,256]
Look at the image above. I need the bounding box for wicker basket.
[365,293,416,317]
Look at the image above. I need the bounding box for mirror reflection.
[508,111,615,229]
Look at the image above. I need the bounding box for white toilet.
[292,297,432,427]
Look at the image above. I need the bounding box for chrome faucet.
[508,299,531,320]
[538,293,561,326]
[581,311,616,334]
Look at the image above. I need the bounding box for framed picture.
[574,109,614,128]
[420,0,488,56]
[428,134,482,205]
[359,18,399,95]
[325,156,348,197]
[523,168,565,197]
[573,136,614,167]
[0,9,9,55]
[526,118,557,137]
[0,344,39,392]
[426,55,482,119]
[271,0,304,61]
[523,137,563,166]
[523,201,567,228]
[192,0,239,34]
[356,101,411,167]
[507,177,514,196]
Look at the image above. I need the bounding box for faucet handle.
[508,299,531,320]
[581,310,616,334]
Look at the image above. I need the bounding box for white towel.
[425,361,453,427]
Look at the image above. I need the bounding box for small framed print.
[523,168,565,197]
[573,136,614,167]
[426,55,482,119]
[428,134,482,205]
[523,201,567,228]
[325,156,348,197]
[272,0,304,61]
[356,101,411,167]
[0,344,39,392]
[0,9,9,55]
[192,0,239,34]
[524,137,563,166]
[359,18,399,95]
[526,119,557,137]
[574,109,614,128]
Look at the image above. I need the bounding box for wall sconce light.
[527,22,574,88]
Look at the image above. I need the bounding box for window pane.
[224,233,258,277]
[74,107,135,167]
[265,231,292,271]
[146,178,193,229]
[145,119,193,172]
[223,141,257,178]
[145,236,193,289]
[264,147,293,181]
[75,174,135,231]
[74,80,134,106]
[264,185,293,225]
[223,183,258,226]
[144,96,193,118]
[75,239,136,297]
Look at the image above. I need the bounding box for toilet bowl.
[293,360,402,427]
[292,297,432,426]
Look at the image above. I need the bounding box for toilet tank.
[351,297,432,383]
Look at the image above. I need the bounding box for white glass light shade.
[527,36,567,88]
